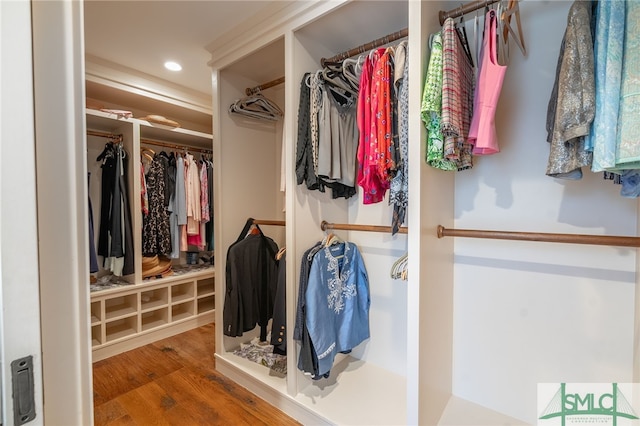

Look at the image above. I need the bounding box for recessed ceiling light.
[164,61,182,72]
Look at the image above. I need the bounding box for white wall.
[451,1,637,423]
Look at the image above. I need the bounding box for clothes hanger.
[275,246,286,260]
[500,0,526,57]
[229,91,284,122]
[496,1,509,66]
[455,12,475,67]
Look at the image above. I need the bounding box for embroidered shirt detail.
[317,342,336,360]
[326,244,356,314]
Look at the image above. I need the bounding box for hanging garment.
[96,143,134,276]
[441,17,475,171]
[88,172,99,274]
[97,144,117,259]
[142,155,171,257]
[373,47,396,185]
[545,0,595,179]
[422,32,457,171]
[223,219,279,341]
[270,252,287,355]
[295,73,321,190]
[119,149,135,276]
[357,48,388,204]
[305,241,370,378]
[615,1,640,169]
[294,242,322,377]
[389,42,409,235]
[467,9,507,155]
[316,82,358,189]
[206,160,215,250]
[588,0,624,172]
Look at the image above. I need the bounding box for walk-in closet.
[85,103,216,361]
[208,0,640,424]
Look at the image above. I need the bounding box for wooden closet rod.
[140,137,212,154]
[87,129,123,142]
[246,76,285,96]
[437,225,640,248]
[252,219,286,227]
[439,0,501,25]
[321,220,408,234]
[320,28,409,67]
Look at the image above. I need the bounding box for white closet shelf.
[91,269,215,362]
[438,396,528,425]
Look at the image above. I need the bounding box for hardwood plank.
[92,344,183,406]
[93,324,301,426]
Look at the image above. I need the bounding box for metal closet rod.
[87,129,123,142]
[320,28,409,67]
[252,219,286,226]
[140,137,212,154]
[439,0,501,25]
[321,220,408,234]
[437,225,640,248]
[246,76,285,96]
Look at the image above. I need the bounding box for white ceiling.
[83,1,275,98]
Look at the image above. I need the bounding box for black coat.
[223,219,279,341]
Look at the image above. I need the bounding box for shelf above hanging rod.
[437,225,640,248]
[245,76,285,96]
[320,28,408,67]
[252,219,286,227]
[439,0,501,25]
[321,220,408,234]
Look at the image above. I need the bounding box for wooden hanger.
[140,147,155,162]
[501,0,526,57]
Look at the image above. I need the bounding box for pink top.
[468,10,507,155]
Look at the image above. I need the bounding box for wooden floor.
[92,323,300,426]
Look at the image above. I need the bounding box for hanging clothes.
[467,9,507,155]
[304,240,370,378]
[545,0,595,179]
[357,48,388,204]
[294,241,323,378]
[389,41,409,235]
[142,154,171,257]
[223,218,279,341]
[88,172,99,274]
[614,1,640,169]
[422,32,457,171]
[441,17,475,171]
[96,143,134,276]
[588,0,624,173]
[271,252,287,355]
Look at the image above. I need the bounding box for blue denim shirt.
[305,241,370,377]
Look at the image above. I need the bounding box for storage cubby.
[140,288,168,311]
[171,282,194,304]
[197,295,214,314]
[104,294,137,321]
[91,325,102,346]
[105,316,138,342]
[197,277,214,297]
[141,308,169,331]
[171,301,195,322]
[90,300,101,324]
[91,269,214,362]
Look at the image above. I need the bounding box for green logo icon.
[540,383,639,426]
